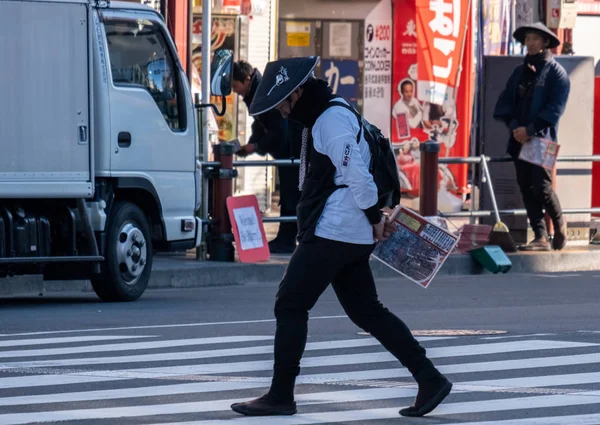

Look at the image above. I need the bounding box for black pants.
[514,159,563,239]
[274,166,301,243]
[269,237,441,401]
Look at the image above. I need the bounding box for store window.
[105,18,186,131]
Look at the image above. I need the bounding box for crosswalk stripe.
[0,316,348,337]
[461,371,600,389]
[0,341,597,390]
[5,365,600,407]
[0,336,455,369]
[0,381,270,407]
[1,386,599,425]
[147,411,600,425]
[0,336,274,359]
[297,352,600,384]
[411,414,600,425]
[63,339,593,379]
[0,335,153,348]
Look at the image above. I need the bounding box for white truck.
[0,0,233,301]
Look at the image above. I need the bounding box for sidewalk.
[2,197,600,296]
[0,245,596,296]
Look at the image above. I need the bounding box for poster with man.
[391,0,473,212]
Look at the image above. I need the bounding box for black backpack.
[323,100,402,209]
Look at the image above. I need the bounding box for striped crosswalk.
[0,331,599,424]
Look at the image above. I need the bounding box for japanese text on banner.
[416,0,469,105]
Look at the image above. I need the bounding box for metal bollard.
[208,142,237,262]
[419,139,441,217]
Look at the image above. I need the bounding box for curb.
[1,248,599,296]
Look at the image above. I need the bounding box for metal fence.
[200,153,600,225]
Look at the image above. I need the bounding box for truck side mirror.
[210,49,233,97]
[195,49,233,117]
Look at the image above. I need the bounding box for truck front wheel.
[91,201,153,302]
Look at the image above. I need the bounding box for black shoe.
[268,239,296,254]
[231,393,297,416]
[552,217,567,251]
[399,375,452,417]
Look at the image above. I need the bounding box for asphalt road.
[0,271,599,424]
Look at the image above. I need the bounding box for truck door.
[101,10,196,243]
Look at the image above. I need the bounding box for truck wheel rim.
[116,222,147,285]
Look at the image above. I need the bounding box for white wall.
[572,15,600,71]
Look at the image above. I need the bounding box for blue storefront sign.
[319,59,360,110]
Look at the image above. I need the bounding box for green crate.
[469,245,512,274]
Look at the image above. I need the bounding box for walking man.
[230,56,452,418]
[232,60,303,253]
[494,22,570,251]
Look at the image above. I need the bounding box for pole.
[419,139,440,217]
[201,0,211,164]
[209,142,236,261]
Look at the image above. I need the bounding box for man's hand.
[236,144,256,157]
[513,127,530,144]
[374,216,397,242]
[373,217,386,241]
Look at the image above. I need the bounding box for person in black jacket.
[232,61,302,253]
[494,23,570,251]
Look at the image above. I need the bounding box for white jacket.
[312,99,379,245]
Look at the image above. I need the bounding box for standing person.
[230,56,452,418]
[232,60,303,253]
[494,22,570,251]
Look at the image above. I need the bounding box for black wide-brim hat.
[248,56,320,116]
[513,22,561,49]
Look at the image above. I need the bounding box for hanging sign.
[415,0,470,105]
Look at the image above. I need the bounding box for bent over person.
[494,22,570,251]
[231,60,303,253]
[230,56,452,418]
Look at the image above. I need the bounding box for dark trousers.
[273,166,301,243]
[514,159,563,239]
[269,237,441,401]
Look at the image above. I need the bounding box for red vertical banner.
[415,0,469,105]
[392,0,473,212]
[592,77,600,215]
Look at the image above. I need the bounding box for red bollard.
[419,140,440,217]
[209,142,237,261]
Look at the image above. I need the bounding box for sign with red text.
[416,0,470,105]
[363,0,393,137]
[227,195,270,263]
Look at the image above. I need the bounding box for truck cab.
[0,0,233,301]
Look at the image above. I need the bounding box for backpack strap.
[322,99,363,144]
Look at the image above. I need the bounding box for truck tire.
[91,201,153,302]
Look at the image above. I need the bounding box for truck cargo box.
[0,0,92,198]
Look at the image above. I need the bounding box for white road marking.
[0,335,275,359]
[1,388,600,425]
[0,335,153,348]
[0,340,594,390]
[482,333,556,340]
[0,336,455,369]
[3,368,600,407]
[148,412,600,425]
[0,316,348,337]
